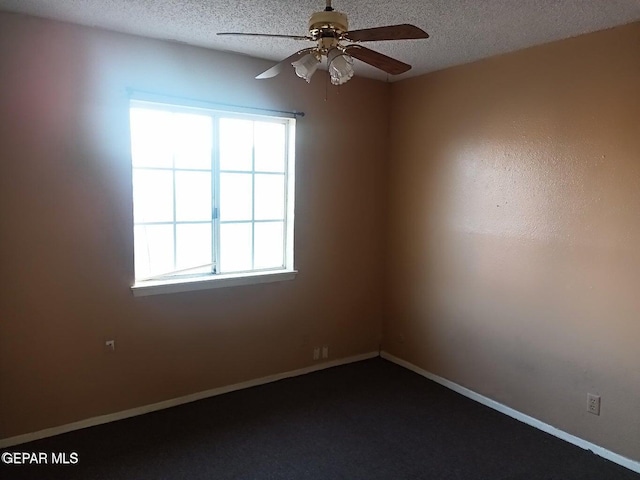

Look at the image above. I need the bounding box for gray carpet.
[1,358,638,479]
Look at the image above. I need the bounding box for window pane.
[175,171,211,222]
[132,169,174,223]
[219,118,253,171]
[220,223,252,273]
[173,113,212,170]
[254,174,285,220]
[134,224,174,280]
[176,223,212,274]
[220,173,252,221]
[130,108,174,168]
[254,222,284,269]
[255,122,285,172]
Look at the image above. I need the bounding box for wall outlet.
[587,393,601,415]
[321,345,329,359]
[105,340,115,353]
[313,347,320,361]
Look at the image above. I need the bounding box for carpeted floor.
[1,358,638,479]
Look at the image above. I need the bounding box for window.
[129,99,296,295]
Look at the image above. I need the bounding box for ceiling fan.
[217,0,429,86]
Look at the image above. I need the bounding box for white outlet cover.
[587,394,601,415]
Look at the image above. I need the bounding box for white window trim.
[128,95,298,296]
[131,269,298,297]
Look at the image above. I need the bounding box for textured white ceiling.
[0,0,638,81]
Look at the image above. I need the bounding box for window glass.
[219,118,253,171]
[175,171,211,222]
[254,174,285,220]
[220,173,253,221]
[134,224,174,279]
[220,223,253,273]
[255,122,286,172]
[130,108,174,168]
[176,223,212,273]
[254,222,284,269]
[173,112,212,170]
[132,170,174,223]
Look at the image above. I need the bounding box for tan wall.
[0,13,389,439]
[2,9,638,463]
[385,22,640,460]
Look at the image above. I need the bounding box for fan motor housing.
[308,11,348,34]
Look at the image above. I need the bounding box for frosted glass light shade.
[327,48,354,86]
[292,53,320,83]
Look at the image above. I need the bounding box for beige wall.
[385,22,640,460]
[1,9,638,464]
[0,13,389,439]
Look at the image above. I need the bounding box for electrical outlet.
[105,340,115,353]
[321,346,329,359]
[313,347,320,361]
[587,393,601,415]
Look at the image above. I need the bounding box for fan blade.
[256,48,316,79]
[345,45,411,75]
[217,32,312,41]
[345,24,428,42]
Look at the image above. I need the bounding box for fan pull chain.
[325,68,329,102]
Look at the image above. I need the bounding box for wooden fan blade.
[345,45,411,75]
[345,24,429,42]
[256,48,316,79]
[217,32,312,41]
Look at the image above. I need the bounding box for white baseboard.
[0,351,379,449]
[6,350,637,475]
[381,351,640,474]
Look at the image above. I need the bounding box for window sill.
[131,270,297,297]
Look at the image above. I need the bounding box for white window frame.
[129,97,297,297]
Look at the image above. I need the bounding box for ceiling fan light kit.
[327,48,354,85]
[217,0,429,86]
[292,52,321,83]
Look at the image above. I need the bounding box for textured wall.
[385,22,640,461]
[0,13,389,439]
